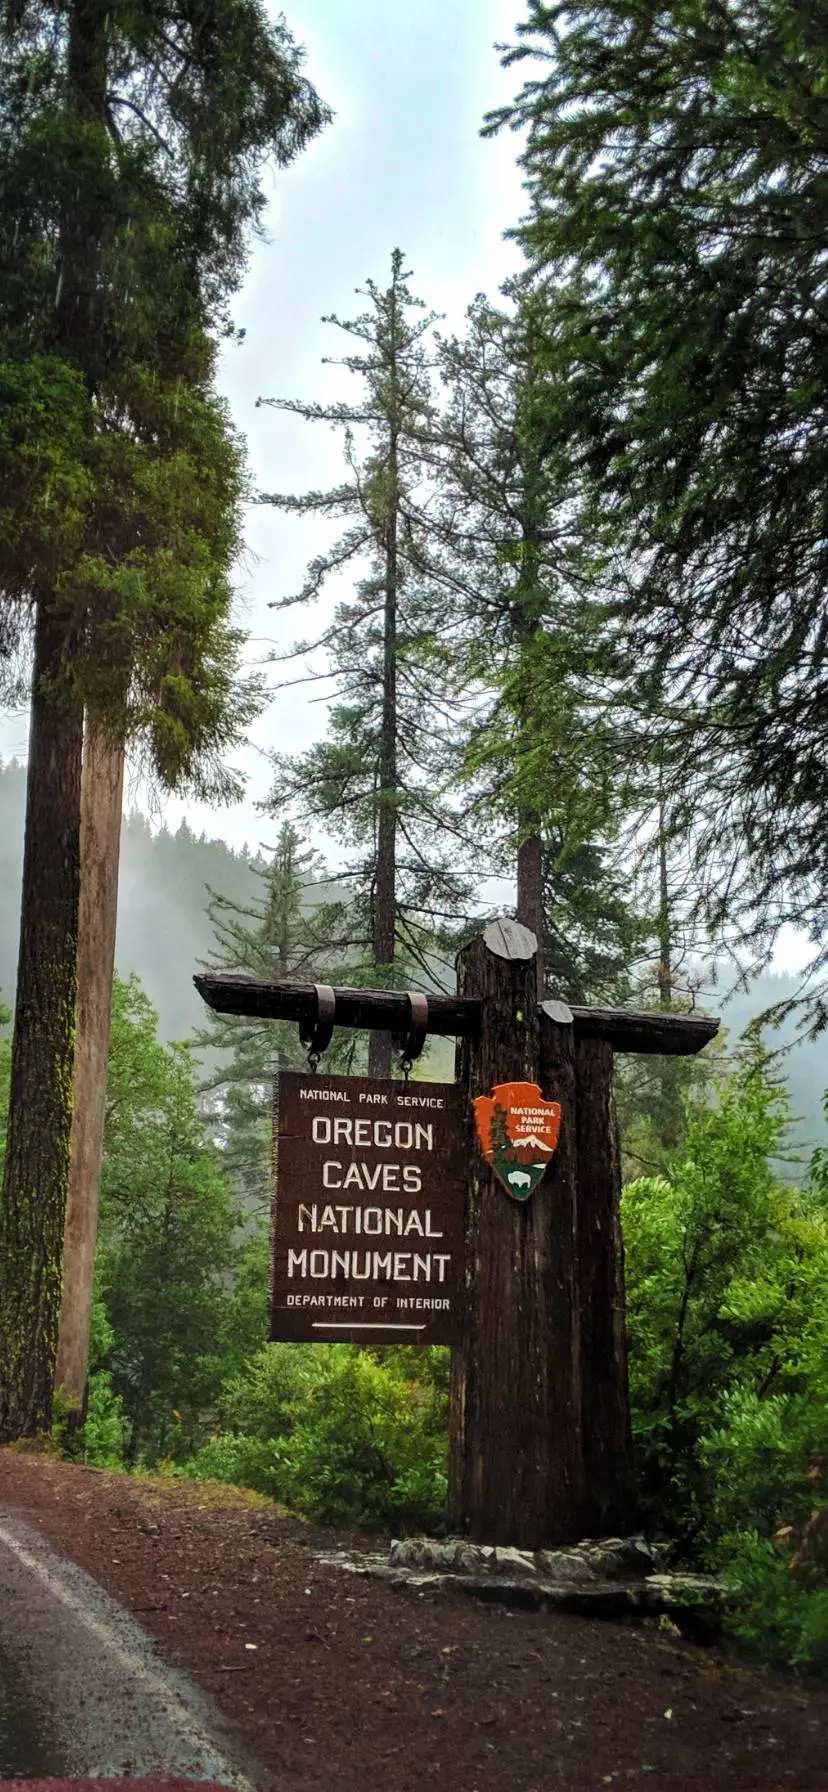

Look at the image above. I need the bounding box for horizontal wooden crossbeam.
[194,974,480,1038]
[567,1005,719,1055]
[194,973,719,1057]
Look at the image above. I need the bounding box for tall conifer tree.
[258,251,471,1073]
[197,823,349,1217]
[489,0,828,1019]
[0,0,327,1439]
[435,286,645,1003]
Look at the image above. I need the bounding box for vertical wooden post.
[450,923,583,1547]
[573,1036,634,1535]
[538,1004,583,1532]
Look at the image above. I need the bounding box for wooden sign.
[270,1072,465,1346]
[473,1080,561,1200]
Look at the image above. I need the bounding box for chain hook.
[394,993,429,1081]
[299,984,336,1074]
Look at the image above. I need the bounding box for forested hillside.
[0,759,259,1043]
[1,755,823,1149]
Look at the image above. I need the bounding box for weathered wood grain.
[568,1006,718,1055]
[195,973,719,1058]
[571,1035,635,1537]
[449,934,583,1548]
[194,973,481,1038]
[482,917,539,961]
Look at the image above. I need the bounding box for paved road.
[0,1513,267,1787]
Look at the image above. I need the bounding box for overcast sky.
[0,0,528,850]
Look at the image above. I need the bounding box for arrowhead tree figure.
[0,0,328,1441]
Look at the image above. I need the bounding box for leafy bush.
[82,1298,127,1468]
[701,1388,827,1541]
[51,1299,126,1468]
[718,1531,828,1675]
[622,1048,828,1671]
[623,1048,828,1551]
[188,1342,449,1533]
[95,976,242,1465]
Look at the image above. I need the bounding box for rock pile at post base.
[315,1534,726,1640]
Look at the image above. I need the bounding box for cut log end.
[482,918,538,962]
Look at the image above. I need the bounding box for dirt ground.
[1,1447,827,1792]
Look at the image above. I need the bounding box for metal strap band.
[398,991,429,1065]
[299,982,336,1056]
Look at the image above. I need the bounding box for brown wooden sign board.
[270,1072,465,1347]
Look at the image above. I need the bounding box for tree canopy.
[489,0,828,1016]
[258,251,473,1069]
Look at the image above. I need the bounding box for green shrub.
[701,1387,827,1541]
[623,1050,828,1554]
[188,1342,449,1533]
[82,1367,127,1469]
[52,1299,126,1469]
[621,1049,828,1674]
[718,1531,828,1674]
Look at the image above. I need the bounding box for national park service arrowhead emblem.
[473,1081,561,1201]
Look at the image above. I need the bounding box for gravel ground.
[1,1447,827,1792]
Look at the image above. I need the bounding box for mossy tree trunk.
[0,604,84,1440]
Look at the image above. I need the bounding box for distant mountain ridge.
[0,757,260,1044]
[0,759,825,1154]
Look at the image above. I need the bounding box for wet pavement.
[0,1514,267,1787]
[0,1637,66,1778]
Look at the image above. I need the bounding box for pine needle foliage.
[196,823,358,1218]
[257,251,475,1049]
[435,283,647,1002]
[488,0,828,1022]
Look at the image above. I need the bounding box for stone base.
[314,1533,726,1642]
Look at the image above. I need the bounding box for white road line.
[0,1517,259,1792]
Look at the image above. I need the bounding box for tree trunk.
[0,603,84,1441]
[657,767,672,1009]
[57,0,110,355]
[513,335,548,1001]
[450,929,583,1546]
[516,832,545,996]
[573,1036,635,1534]
[0,0,110,1443]
[55,722,125,1421]
[655,763,683,1148]
[369,440,399,1079]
